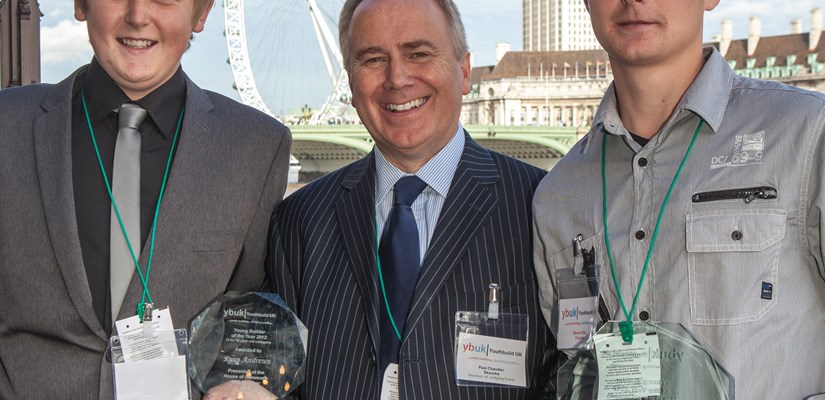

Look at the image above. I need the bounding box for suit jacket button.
[369,350,376,365]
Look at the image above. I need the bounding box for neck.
[610,49,706,139]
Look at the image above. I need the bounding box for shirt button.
[639,310,650,321]
[635,230,646,240]
[731,230,743,241]
[637,157,648,167]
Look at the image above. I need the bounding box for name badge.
[455,331,527,387]
[594,331,661,399]
[557,296,599,349]
[111,307,190,400]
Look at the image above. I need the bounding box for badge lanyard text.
[601,118,704,343]
[81,92,184,321]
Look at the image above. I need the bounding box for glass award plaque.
[556,321,734,400]
[188,292,307,398]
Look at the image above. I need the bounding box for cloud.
[34,0,69,19]
[40,19,92,65]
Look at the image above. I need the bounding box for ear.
[347,73,358,109]
[460,51,471,96]
[74,0,87,22]
[704,0,720,12]
[193,0,215,33]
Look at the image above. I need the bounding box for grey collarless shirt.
[533,47,825,399]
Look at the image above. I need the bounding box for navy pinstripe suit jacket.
[267,135,554,399]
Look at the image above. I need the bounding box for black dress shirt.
[71,58,186,332]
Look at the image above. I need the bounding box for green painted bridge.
[287,124,585,175]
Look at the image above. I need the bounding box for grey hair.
[338,0,469,72]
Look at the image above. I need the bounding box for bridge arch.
[288,125,582,175]
[469,133,572,155]
[292,134,374,153]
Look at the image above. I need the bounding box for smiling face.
[585,0,718,69]
[75,0,213,100]
[346,0,471,172]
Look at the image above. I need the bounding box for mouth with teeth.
[119,38,156,49]
[383,97,429,112]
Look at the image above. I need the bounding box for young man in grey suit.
[265,0,555,399]
[0,0,291,398]
[533,0,825,398]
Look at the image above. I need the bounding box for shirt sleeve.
[804,105,825,282]
[532,190,560,339]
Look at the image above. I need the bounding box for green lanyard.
[81,92,184,321]
[375,220,403,341]
[601,118,704,343]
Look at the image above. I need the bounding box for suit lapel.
[404,137,500,338]
[34,69,108,340]
[335,155,381,355]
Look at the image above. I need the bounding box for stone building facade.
[467,9,825,127]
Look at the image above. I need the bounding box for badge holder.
[454,284,529,388]
[111,308,191,400]
[555,321,735,400]
[555,234,603,350]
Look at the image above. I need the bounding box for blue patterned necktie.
[379,175,428,371]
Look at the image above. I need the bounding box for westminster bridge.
[287,124,585,179]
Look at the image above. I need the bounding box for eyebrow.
[354,46,385,61]
[354,40,438,61]
[400,40,436,51]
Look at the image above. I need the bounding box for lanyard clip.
[141,303,154,338]
[141,303,154,323]
[487,283,501,320]
[572,233,584,257]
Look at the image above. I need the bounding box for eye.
[363,56,386,65]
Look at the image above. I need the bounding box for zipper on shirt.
[597,295,611,325]
[691,186,778,204]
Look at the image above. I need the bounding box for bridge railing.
[286,124,585,138]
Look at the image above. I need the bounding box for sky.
[38,0,820,115]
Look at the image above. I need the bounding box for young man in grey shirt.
[533,0,825,398]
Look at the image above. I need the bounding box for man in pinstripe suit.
[267,0,555,398]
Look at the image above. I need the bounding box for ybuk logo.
[462,342,489,356]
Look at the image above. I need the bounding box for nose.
[383,59,414,90]
[125,0,150,27]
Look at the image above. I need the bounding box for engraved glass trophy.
[188,292,307,398]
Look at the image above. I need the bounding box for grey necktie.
[110,103,147,321]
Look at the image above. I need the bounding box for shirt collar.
[588,47,734,152]
[375,123,465,205]
[81,57,187,138]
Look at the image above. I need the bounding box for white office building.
[523,0,601,51]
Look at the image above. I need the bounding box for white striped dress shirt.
[374,124,465,264]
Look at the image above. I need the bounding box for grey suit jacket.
[268,136,554,399]
[0,66,292,399]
